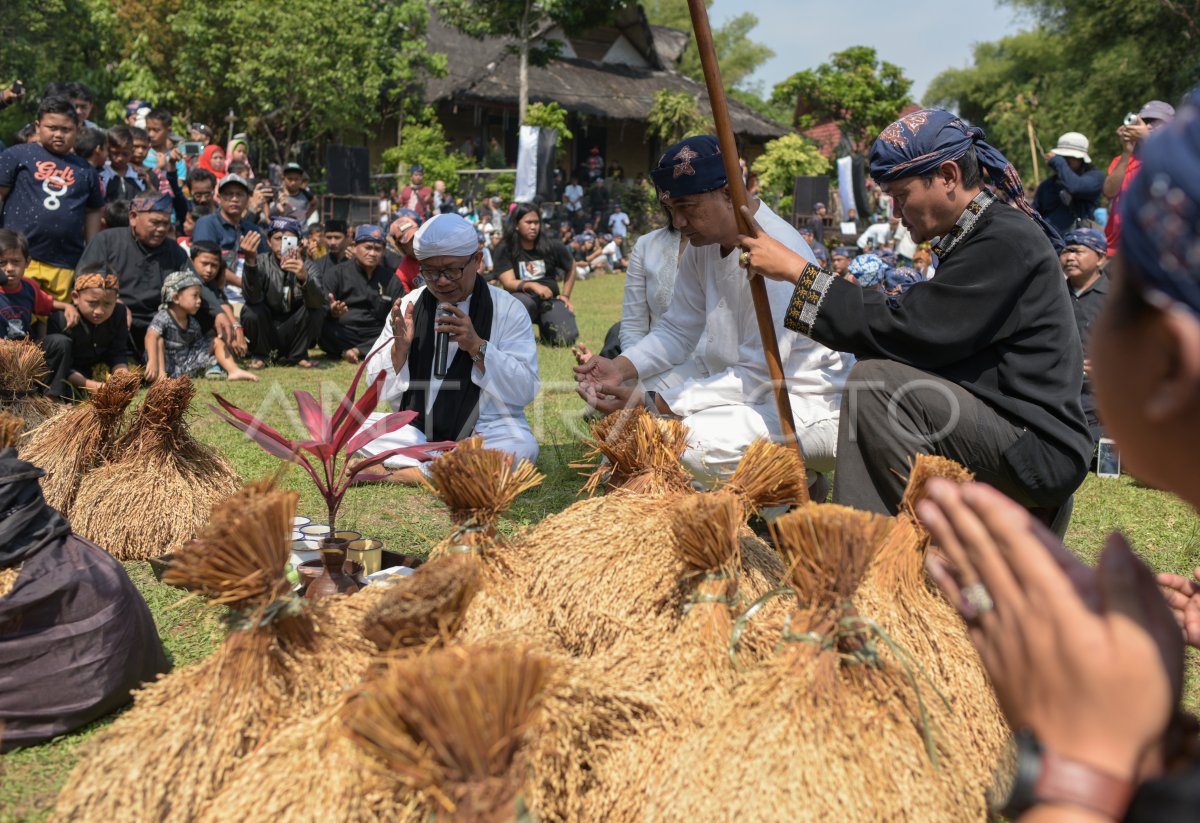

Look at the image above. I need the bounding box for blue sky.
[709,0,1032,102]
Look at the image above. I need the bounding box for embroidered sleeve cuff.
[784,262,835,337]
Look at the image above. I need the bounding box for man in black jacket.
[738,109,1090,523]
[319,224,404,363]
[241,217,323,368]
[74,191,225,357]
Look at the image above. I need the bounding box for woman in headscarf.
[225,134,254,179]
[196,144,226,181]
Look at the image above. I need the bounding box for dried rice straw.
[723,438,809,511]
[855,454,1009,803]
[519,442,795,658]
[417,437,556,650]
[20,370,142,516]
[0,339,57,430]
[0,411,24,450]
[202,645,568,823]
[643,501,999,821]
[52,478,375,823]
[71,376,239,560]
[573,407,693,496]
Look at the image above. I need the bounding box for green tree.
[435,0,629,123]
[381,120,470,196]
[0,0,115,139]
[771,46,913,153]
[647,90,708,143]
[753,133,830,215]
[85,0,442,166]
[524,101,574,147]
[642,0,774,91]
[926,0,1200,184]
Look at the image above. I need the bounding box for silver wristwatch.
[471,341,488,363]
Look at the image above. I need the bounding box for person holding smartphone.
[1103,100,1176,257]
[239,216,322,368]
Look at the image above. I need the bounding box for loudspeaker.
[326,145,371,196]
[792,175,830,215]
[321,195,376,227]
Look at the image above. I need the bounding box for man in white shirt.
[564,176,584,228]
[857,220,893,251]
[356,213,540,484]
[575,135,853,486]
[607,203,630,238]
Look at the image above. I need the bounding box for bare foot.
[350,466,424,486]
[296,358,319,368]
[342,348,361,364]
[228,368,260,382]
[246,358,267,370]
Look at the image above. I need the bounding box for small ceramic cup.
[347,538,384,576]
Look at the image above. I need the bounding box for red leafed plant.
[210,350,455,532]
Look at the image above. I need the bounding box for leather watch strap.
[1035,749,1135,821]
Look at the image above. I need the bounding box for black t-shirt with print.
[0,143,104,268]
[492,240,574,298]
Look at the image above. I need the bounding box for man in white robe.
[575,135,853,487]
[357,213,539,483]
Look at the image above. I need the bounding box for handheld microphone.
[433,304,452,379]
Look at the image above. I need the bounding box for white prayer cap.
[413,213,480,260]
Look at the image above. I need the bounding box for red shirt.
[395,255,421,293]
[0,277,55,337]
[1104,154,1141,257]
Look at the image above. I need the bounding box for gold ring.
[738,251,751,268]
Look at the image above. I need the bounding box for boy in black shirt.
[47,270,130,396]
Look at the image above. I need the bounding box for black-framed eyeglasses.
[419,264,470,283]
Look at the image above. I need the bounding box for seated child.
[46,271,131,397]
[190,241,247,377]
[0,228,80,398]
[144,270,257,383]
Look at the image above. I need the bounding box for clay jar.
[305,536,361,600]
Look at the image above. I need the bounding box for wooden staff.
[685,0,802,461]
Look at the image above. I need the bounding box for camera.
[1124,112,1140,127]
[180,142,203,157]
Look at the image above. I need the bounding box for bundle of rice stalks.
[521,439,797,658]
[71,375,239,560]
[722,437,809,511]
[20,370,142,516]
[52,478,375,823]
[573,407,693,496]
[577,492,752,821]
[0,339,57,430]
[646,502,998,821]
[425,436,544,561]
[202,646,552,823]
[359,555,483,653]
[855,454,1009,795]
[415,437,558,649]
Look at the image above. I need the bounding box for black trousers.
[318,317,381,359]
[241,303,323,364]
[511,292,578,347]
[40,333,72,400]
[832,359,1039,515]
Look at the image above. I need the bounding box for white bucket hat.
[1053,132,1091,164]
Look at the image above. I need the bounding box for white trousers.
[355,413,539,475]
[679,403,839,488]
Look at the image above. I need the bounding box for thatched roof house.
[372,5,788,180]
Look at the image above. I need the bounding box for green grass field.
[2,271,1198,821]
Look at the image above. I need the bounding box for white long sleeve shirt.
[621,203,853,424]
[619,226,686,352]
[364,284,540,434]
